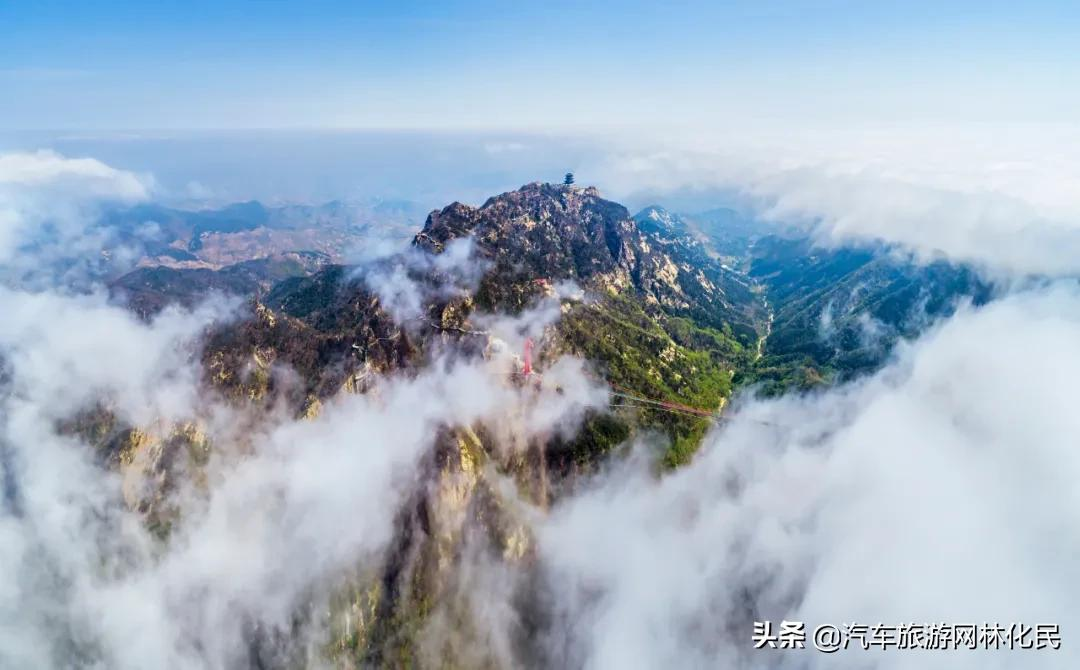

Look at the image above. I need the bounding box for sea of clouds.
[1,135,1078,668]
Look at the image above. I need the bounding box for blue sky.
[2,1,1078,130]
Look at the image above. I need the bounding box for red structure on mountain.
[522,338,534,377]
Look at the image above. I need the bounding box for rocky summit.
[416,182,763,338]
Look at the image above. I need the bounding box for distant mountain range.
[104,199,423,314]
[104,198,423,269]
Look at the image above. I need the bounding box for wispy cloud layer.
[536,284,1080,669]
[0,150,153,283]
[592,125,1080,276]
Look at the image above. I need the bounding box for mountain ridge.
[75,180,999,667]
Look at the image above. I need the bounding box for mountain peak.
[414,181,624,255]
[636,203,674,221]
[412,181,636,297]
[633,204,686,239]
[407,181,764,338]
[487,180,600,203]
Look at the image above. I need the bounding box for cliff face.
[416,183,637,285]
[415,183,763,341]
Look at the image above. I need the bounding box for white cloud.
[0,287,606,667]
[536,283,1080,669]
[0,150,149,198]
[591,124,1080,276]
[0,150,153,282]
[358,237,490,324]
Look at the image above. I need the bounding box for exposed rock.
[100,182,775,667]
